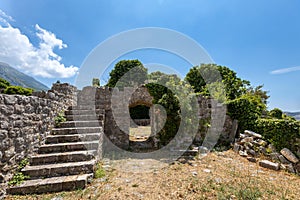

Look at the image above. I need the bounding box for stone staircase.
[7,105,104,195]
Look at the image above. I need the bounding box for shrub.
[269,108,283,119]
[227,95,263,132]
[255,118,300,152]
[4,86,33,96]
[0,78,10,89]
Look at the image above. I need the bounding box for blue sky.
[0,0,300,111]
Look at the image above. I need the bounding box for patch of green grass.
[94,163,105,179]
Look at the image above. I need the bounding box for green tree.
[0,78,10,89]
[106,59,147,88]
[269,108,283,119]
[185,64,250,100]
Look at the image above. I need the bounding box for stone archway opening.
[127,85,157,151]
[129,104,151,142]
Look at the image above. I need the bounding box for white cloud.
[0,9,15,26]
[0,10,78,78]
[270,66,300,75]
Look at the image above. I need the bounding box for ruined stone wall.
[0,83,76,196]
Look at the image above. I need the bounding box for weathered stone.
[246,149,256,157]
[294,162,300,174]
[233,143,240,153]
[285,164,296,174]
[278,155,291,164]
[240,137,253,144]
[4,146,15,158]
[239,150,248,157]
[0,130,8,140]
[259,146,268,155]
[4,95,16,105]
[259,160,280,171]
[0,151,3,160]
[247,157,256,163]
[0,121,9,129]
[270,153,280,162]
[244,130,262,139]
[280,148,299,164]
[14,104,24,114]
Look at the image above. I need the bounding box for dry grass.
[129,126,151,141]
[6,150,300,200]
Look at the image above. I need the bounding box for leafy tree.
[246,85,269,105]
[0,78,10,89]
[185,64,250,100]
[4,86,33,96]
[92,78,100,87]
[106,59,147,88]
[269,108,283,119]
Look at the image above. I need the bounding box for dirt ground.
[6,150,300,200]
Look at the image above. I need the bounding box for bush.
[227,95,263,132]
[255,118,300,152]
[4,86,33,96]
[0,78,10,89]
[269,108,283,119]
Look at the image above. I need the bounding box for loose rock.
[259,160,280,171]
[280,148,299,164]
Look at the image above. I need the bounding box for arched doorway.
[128,86,156,151]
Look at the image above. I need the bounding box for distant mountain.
[285,111,300,121]
[0,62,49,91]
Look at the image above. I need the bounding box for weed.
[94,163,106,179]
[54,111,66,127]
[8,172,30,186]
[8,158,30,186]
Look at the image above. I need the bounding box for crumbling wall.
[0,83,76,197]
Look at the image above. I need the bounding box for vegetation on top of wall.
[92,78,100,87]
[0,77,10,89]
[106,59,148,89]
[4,85,33,96]
[185,64,251,100]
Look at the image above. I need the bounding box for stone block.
[259,160,280,171]
[280,148,299,164]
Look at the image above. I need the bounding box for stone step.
[7,173,93,195]
[58,120,103,128]
[65,109,105,116]
[69,105,105,110]
[65,114,104,121]
[22,160,96,179]
[52,127,103,135]
[46,133,101,144]
[38,141,99,154]
[30,150,97,165]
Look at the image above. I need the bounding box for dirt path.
[6,150,300,200]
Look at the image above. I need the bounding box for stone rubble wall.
[233,130,300,175]
[0,83,77,196]
[77,86,235,152]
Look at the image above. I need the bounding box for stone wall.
[0,83,76,196]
